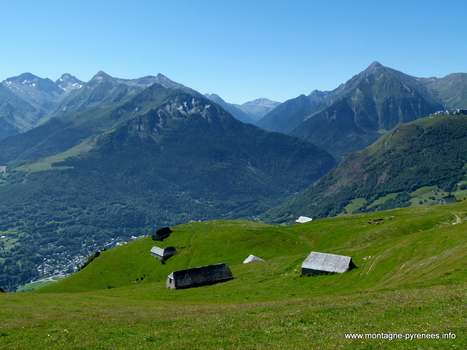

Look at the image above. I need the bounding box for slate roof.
[439,195,458,205]
[152,227,172,241]
[150,246,165,258]
[302,251,356,275]
[150,246,177,262]
[167,263,233,289]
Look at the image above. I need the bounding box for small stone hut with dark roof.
[301,251,356,276]
[166,263,233,289]
[152,227,172,241]
[438,195,458,205]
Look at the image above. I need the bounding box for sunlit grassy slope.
[1,202,465,349]
[42,201,466,297]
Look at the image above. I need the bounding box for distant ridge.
[204,94,280,123]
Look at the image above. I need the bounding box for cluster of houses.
[149,226,357,290]
[433,109,467,116]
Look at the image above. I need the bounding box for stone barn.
[438,195,458,205]
[152,227,172,241]
[301,251,356,276]
[150,246,177,262]
[166,263,233,289]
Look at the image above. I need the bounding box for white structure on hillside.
[295,216,313,224]
[243,254,264,264]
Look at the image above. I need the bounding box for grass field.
[1,202,466,349]
[16,276,63,293]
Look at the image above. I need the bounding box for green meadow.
[1,202,466,349]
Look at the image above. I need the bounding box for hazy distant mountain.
[0,84,39,138]
[256,93,327,133]
[205,94,280,123]
[3,73,67,111]
[0,73,83,138]
[257,62,447,161]
[204,93,254,123]
[235,98,280,121]
[421,73,467,109]
[263,113,467,224]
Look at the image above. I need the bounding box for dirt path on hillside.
[453,213,462,224]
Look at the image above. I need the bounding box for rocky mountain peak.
[56,74,83,93]
[358,61,387,79]
[368,61,383,70]
[93,71,113,80]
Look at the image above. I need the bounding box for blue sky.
[1,0,466,104]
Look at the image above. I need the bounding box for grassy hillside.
[41,201,466,296]
[0,202,464,348]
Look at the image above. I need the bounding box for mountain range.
[0,75,335,291]
[0,73,83,138]
[256,61,466,161]
[1,62,467,291]
[0,71,277,139]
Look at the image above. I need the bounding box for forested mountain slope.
[263,113,467,224]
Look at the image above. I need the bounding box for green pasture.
[1,202,466,349]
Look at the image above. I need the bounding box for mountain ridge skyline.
[3,61,466,106]
[2,61,466,145]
